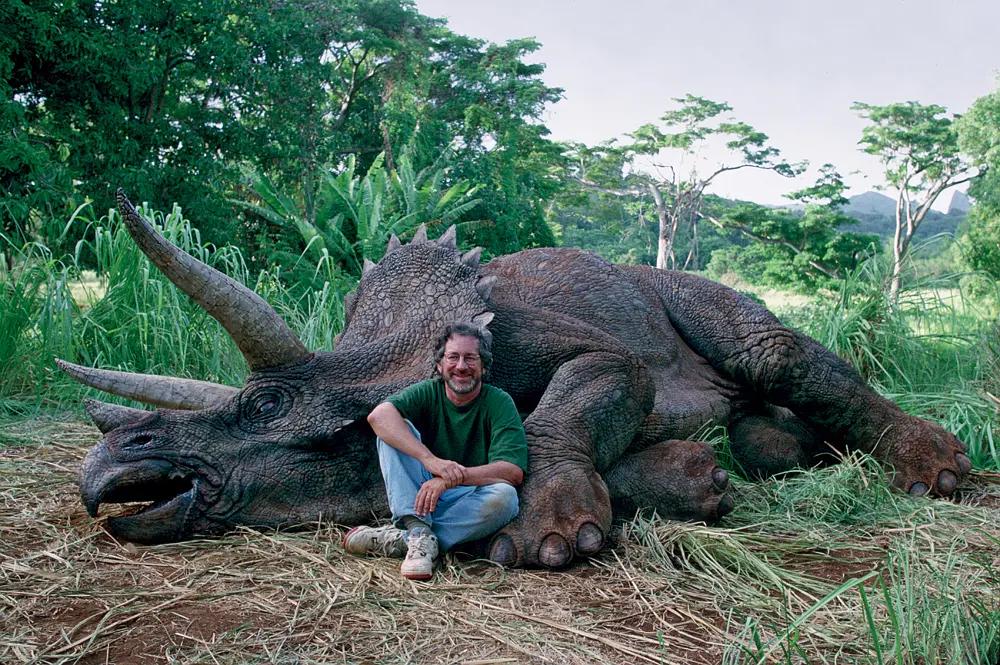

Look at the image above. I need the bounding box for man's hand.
[414,477,449,517]
[422,456,466,487]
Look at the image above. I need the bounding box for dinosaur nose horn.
[56,360,238,409]
[116,189,309,370]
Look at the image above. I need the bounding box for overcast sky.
[415,0,1000,206]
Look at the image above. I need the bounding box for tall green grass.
[0,239,78,411]
[0,204,352,412]
[783,251,1000,470]
[627,457,1000,664]
[73,204,247,386]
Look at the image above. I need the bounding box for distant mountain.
[838,191,965,239]
[731,190,966,240]
[844,191,897,218]
[947,190,970,215]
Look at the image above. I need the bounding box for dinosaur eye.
[238,385,293,429]
[246,392,285,420]
[256,398,278,415]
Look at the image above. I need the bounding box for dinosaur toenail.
[937,470,957,494]
[909,481,929,496]
[717,494,735,518]
[488,534,517,567]
[576,522,604,555]
[956,453,972,474]
[538,533,571,568]
[712,467,729,490]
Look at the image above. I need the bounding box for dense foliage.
[958,87,1000,280]
[706,166,881,292]
[2,0,562,261]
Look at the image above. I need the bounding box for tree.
[2,0,565,261]
[409,36,564,255]
[704,165,879,291]
[853,101,982,298]
[2,0,441,247]
[568,95,803,270]
[956,86,1000,280]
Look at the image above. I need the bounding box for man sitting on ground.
[343,322,527,579]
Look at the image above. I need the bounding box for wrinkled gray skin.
[66,192,972,568]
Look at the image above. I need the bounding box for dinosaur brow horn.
[116,190,309,370]
[56,359,239,410]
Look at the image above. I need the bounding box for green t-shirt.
[387,379,528,472]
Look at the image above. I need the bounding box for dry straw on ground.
[2,416,998,664]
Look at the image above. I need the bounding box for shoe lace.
[407,532,433,558]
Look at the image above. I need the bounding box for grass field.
[2,416,998,663]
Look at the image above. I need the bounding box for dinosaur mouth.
[79,443,199,543]
[104,483,197,543]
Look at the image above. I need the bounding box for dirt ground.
[2,416,999,664]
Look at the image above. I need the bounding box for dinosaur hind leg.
[604,440,733,523]
[729,406,832,479]
[653,270,970,497]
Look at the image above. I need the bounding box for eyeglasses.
[443,353,481,366]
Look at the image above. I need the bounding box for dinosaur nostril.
[123,434,153,448]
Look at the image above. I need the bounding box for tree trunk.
[648,184,672,269]
[683,215,699,270]
[890,178,950,300]
[889,188,906,301]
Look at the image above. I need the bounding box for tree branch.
[571,177,645,198]
[331,48,385,130]
[700,212,841,279]
[702,161,796,187]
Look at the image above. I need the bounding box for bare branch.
[702,162,798,187]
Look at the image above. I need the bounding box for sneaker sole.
[402,571,433,581]
[342,526,366,555]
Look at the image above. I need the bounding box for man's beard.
[445,373,481,395]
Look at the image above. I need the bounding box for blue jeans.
[376,424,520,552]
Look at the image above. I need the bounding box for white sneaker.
[400,527,439,580]
[342,524,407,558]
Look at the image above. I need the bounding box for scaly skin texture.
[71,220,972,568]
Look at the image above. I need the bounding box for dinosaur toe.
[538,533,573,568]
[575,521,605,555]
[488,533,519,567]
[883,415,970,498]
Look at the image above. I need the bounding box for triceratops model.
[61,191,972,568]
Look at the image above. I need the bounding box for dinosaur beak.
[79,441,197,544]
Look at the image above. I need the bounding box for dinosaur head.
[71,357,388,544]
[62,192,491,544]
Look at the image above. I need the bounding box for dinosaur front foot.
[488,467,611,568]
[879,413,972,496]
